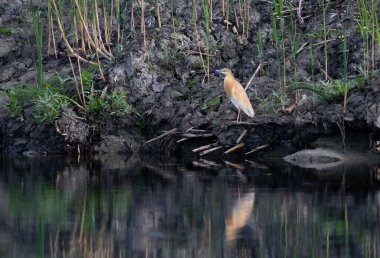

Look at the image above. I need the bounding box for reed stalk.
[115,0,120,43]
[47,2,58,57]
[226,0,230,30]
[203,0,211,78]
[309,36,315,82]
[131,0,135,32]
[257,29,263,66]
[322,0,329,80]
[140,0,147,58]
[32,9,44,87]
[156,0,162,28]
[222,0,225,17]
[192,0,207,76]
[342,31,349,113]
[170,0,175,34]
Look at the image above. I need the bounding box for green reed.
[272,0,286,88]
[309,35,315,82]
[32,9,45,87]
[342,31,349,113]
[288,3,299,82]
[271,12,280,83]
[375,3,380,65]
[358,0,370,74]
[170,0,175,34]
[322,0,329,80]
[203,0,211,78]
[130,0,135,32]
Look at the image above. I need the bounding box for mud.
[1,0,380,157]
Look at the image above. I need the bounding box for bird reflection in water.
[225,192,255,242]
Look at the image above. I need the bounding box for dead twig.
[144,128,177,144]
[200,146,223,156]
[192,142,219,153]
[176,138,188,143]
[193,159,222,169]
[224,143,245,154]
[245,159,269,169]
[236,129,248,144]
[319,67,333,80]
[245,143,270,155]
[179,132,214,138]
[245,64,262,91]
[224,160,245,171]
[296,42,308,54]
[297,0,304,24]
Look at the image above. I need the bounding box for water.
[1,152,380,258]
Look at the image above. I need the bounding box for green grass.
[106,91,132,116]
[202,96,221,110]
[0,27,13,35]
[7,88,24,117]
[286,79,357,103]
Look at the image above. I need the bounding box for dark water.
[1,152,380,258]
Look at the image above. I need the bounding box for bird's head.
[214,68,234,78]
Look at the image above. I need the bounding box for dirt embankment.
[0,0,380,156]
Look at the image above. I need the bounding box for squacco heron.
[215,68,255,122]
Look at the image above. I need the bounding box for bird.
[214,68,255,122]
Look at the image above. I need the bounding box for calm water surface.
[1,152,380,258]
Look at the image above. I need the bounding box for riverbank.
[1,0,380,157]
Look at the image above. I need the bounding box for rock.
[95,135,127,153]
[283,148,344,170]
[295,112,313,126]
[125,53,156,103]
[0,38,16,58]
[0,65,15,82]
[55,109,89,143]
[0,93,9,119]
[108,64,127,86]
[22,150,39,158]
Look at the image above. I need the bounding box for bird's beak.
[214,69,224,77]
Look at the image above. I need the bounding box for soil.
[1,0,380,158]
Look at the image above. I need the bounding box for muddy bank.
[1,0,380,157]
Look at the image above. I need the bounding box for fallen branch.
[193,159,222,169]
[245,143,270,155]
[179,132,214,138]
[245,64,263,91]
[224,143,245,154]
[245,159,269,169]
[144,128,177,144]
[200,146,223,156]
[192,142,219,153]
[176,138,188,143]
[236,129,248,144]
[224,160,245,171]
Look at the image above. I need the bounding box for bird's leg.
[236,108,241,123]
